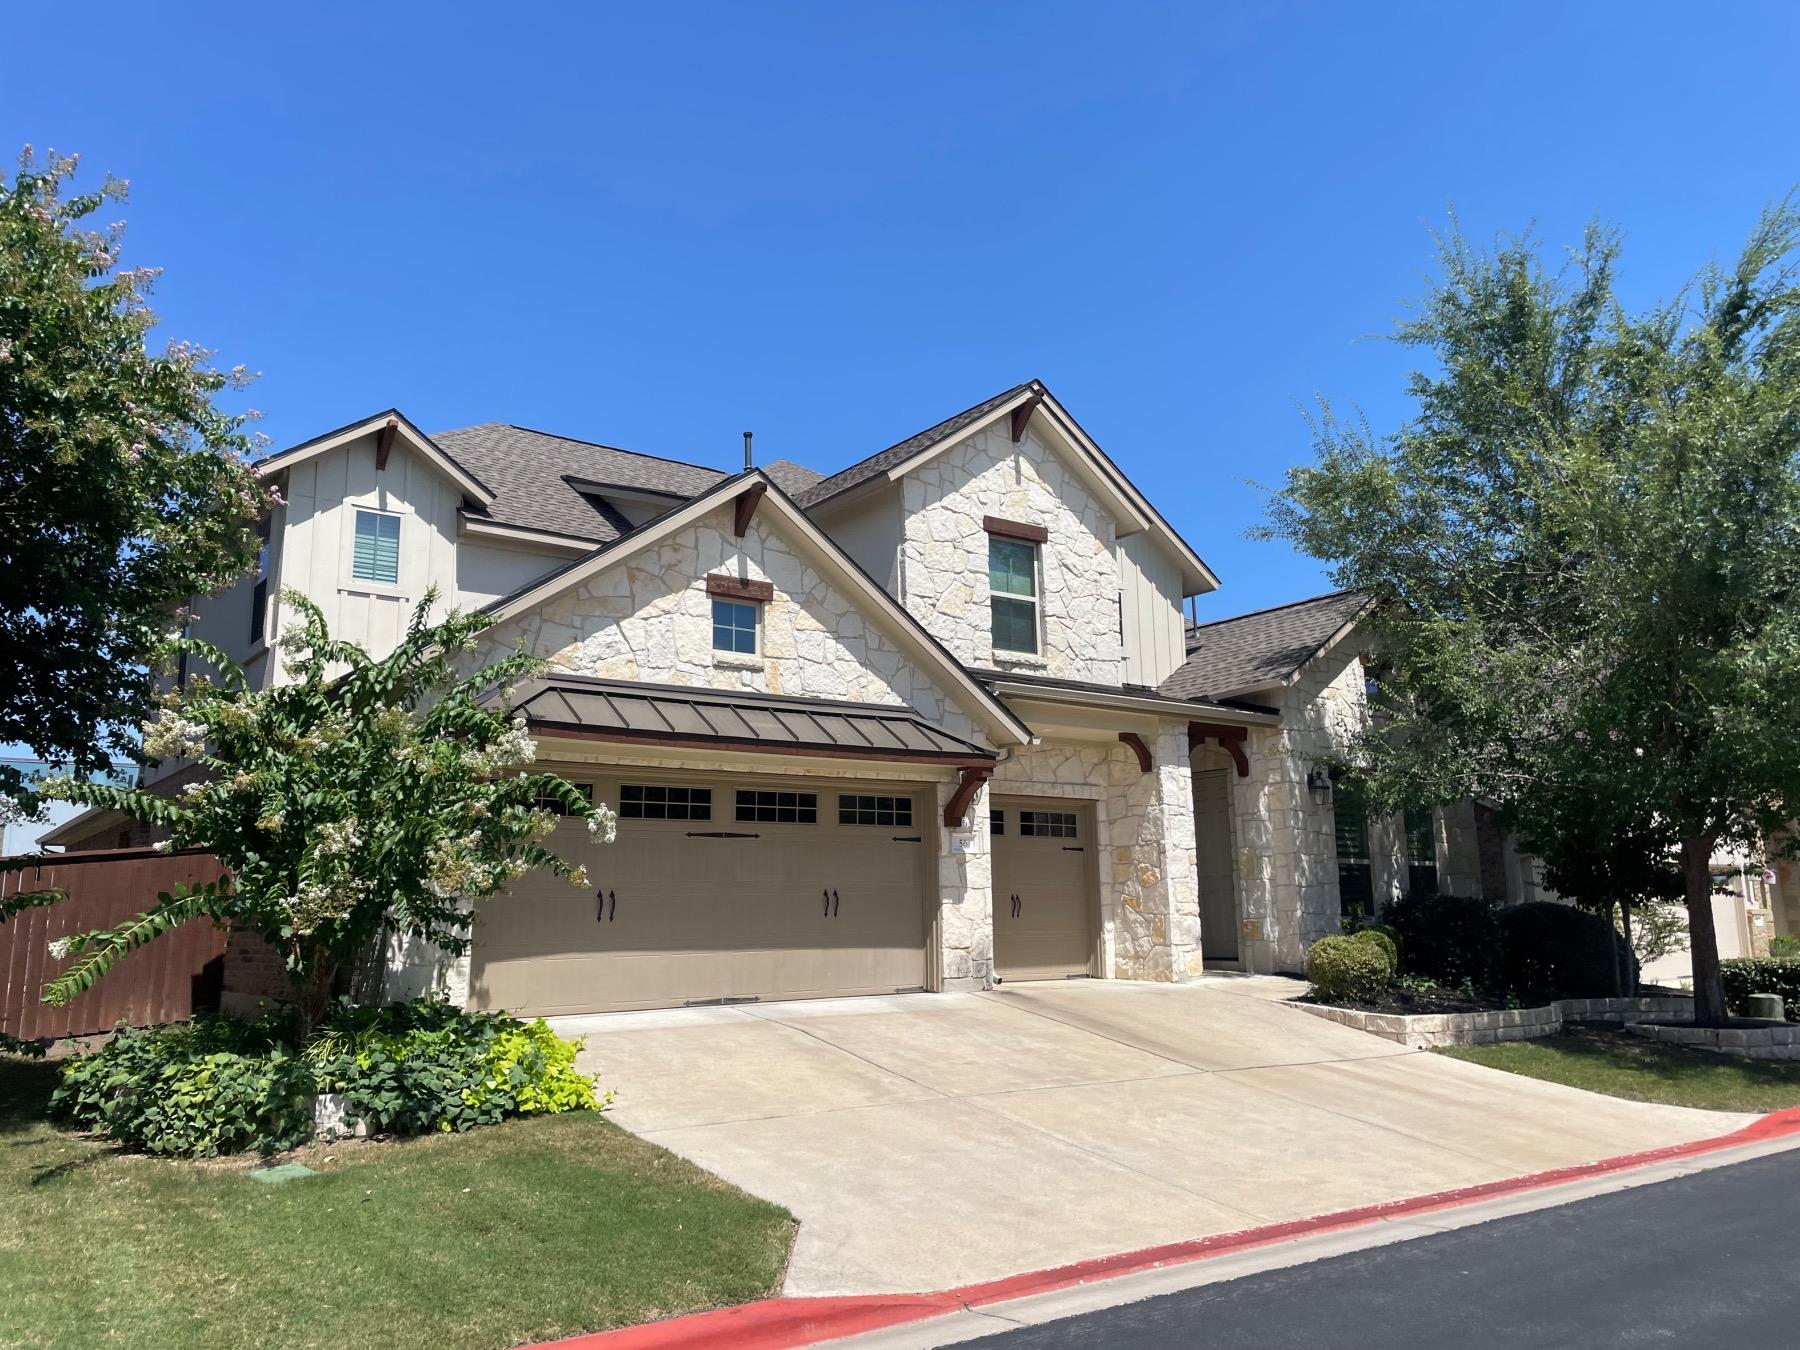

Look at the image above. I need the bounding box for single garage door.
[469,773,928,1016]
[991,797,1095,981]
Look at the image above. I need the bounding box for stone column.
[1109,722,1203,982]
[935,776,994,992]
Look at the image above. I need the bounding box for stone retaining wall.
[1296,995,1695,1049]
[1626,1020,1800,1061]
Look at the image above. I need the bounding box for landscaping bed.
[1438,1023,1800,1114]
[0,1053,795,1349]
[1296,983,1511,1016]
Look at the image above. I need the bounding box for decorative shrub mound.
[1721,958,1800,1022]
[1306,933,1394,1005]
[1496,901,1637,998]
[1383,892,1501,988]
[1353,926,1399,972]
[53,999,602,1157]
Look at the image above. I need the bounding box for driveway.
[555,978,1750,1297]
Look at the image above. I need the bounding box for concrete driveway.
[555,978,1750,1297]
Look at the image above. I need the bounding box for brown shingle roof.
[434,423,728,543]
[794,383,1035,509]
[1159,591,1372,702]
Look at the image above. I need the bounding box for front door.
[990,798,1094,981]
[1194,768,1239,961]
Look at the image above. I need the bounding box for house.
[46,381,1496,1013]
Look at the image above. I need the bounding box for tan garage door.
[991,797,1095,981]
[469,774,928,1016]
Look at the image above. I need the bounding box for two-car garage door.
[468,773,928,1016]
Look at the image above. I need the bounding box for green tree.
[14,591,614,1039]
[0,147,269,816]
[1263,199,1800,1025]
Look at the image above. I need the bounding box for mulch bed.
[1298,986,1516,1016]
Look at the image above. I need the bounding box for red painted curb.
[545,1106,1800,1350]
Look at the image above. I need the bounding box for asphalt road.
[961,1151,1800,1349]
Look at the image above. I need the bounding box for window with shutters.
[351,509,401,584]
[1405,807,1439,897]
[1333,779,1374,920]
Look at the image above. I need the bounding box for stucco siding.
[456,538,578,609]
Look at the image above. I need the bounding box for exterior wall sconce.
[1306,766,1334,805]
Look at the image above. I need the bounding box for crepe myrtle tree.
[20,589,615,1040]
[1263,197,1800,1026]
[0,147,271,821]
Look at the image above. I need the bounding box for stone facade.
[992,724,1202,982]
[898,424,1126,684]
[473,503,986,749]
[1227,648,1381,973]
[1300,994,1696,1049]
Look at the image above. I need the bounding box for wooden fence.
[0,848,228,1042]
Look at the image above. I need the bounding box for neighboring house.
[3,759,137,856]
[46,381,1488,1011]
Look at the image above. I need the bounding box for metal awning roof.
[494,676,996,766]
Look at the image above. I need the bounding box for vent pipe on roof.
[743,431,753,471]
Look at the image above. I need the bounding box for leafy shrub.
[1306,934,1394,1005]
[53,999,602,1157]
[310,999,603,1135]
[1721,958,1800,1022]
[1497,901,1637,998]
[1384,892,1501,988]
[53,1014,313,1156]
[1770,934,1800,960]
[1353,927,1399,972]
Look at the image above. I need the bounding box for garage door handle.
[1011,893,1022,918]
[823,889,831,918]
[832,888,841,916]
[596,888,616,922]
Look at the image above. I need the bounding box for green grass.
[1438,1023,1800,1114]
[0,1056,793,1350]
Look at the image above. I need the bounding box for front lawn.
[0,1055,793,1350]
[1438,1024,1800,1114]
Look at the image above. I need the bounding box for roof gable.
[799,381,1218,596]
[481,471,1033,747]
[257,410,495,505]
[1160,590,1372,702]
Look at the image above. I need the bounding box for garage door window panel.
[838,794,912,827]
[619,784,713,820]
[1019,810,1078,839]
[736,789,818,824]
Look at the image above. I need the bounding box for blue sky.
[7,1,1797,617]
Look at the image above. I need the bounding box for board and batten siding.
[1117,532,1186,686]
[273,433,462,667]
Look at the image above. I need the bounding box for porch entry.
[989,796,1097,981]
[1193,767,1239,961]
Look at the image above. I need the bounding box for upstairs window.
[352,509,401,584]
[712,598,759,655]
[989,536,1039,655]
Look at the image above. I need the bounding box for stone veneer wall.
[993,724,1202,982]
[1229,649,1384,973]
[471,503,986,749]
[897,424,1125,684]
[1300,995,1695,1049]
